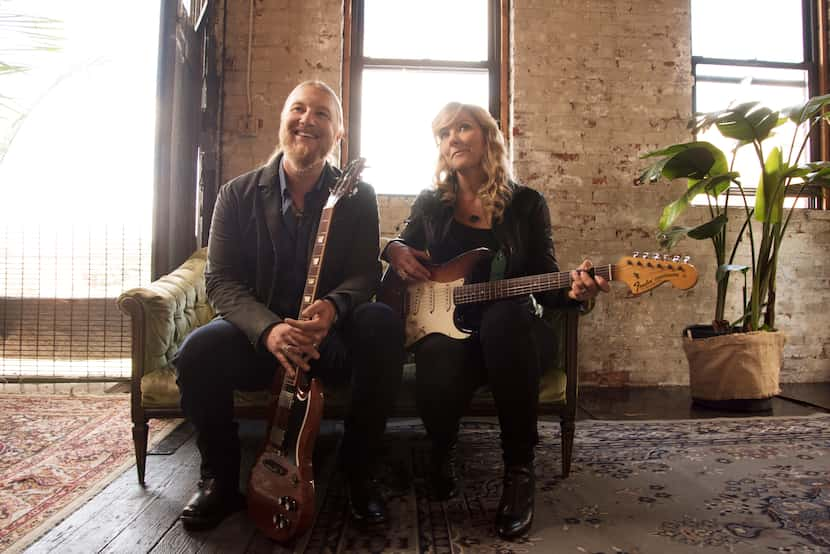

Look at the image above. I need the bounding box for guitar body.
[248,377,324,542]
[378,248,493,348]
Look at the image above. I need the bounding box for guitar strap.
[489,249,507,281]
[490,249,544,317]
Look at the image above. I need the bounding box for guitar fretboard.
[298,206,332,316]
[453,264,616,305]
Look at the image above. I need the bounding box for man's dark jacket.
[206,153,381,349]
[387,182,575,310]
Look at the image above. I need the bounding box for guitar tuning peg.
[683,256,691,263]
[641,251,649,259]
[632,251,640,258]
[672,255,681,262]
[652,253,662,260]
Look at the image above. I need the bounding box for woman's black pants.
[414,299,555,466]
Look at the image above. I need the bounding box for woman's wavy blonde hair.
[431,102,512,221]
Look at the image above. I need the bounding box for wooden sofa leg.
[560,419,575,477]
[132,420,149,485]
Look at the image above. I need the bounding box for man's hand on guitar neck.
[567,259,610,302]
[386,242,431,281]
[264,299,337,376]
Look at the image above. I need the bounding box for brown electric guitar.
[377,249,698,348]
[247,158,366,543]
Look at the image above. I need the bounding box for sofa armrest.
[117,248,214,410]
[538,305,580,406]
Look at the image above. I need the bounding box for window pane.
[363,0,488,61]
[695,65,809,112]
[691,0,804,62]
[694,65,809,201]
[359,68,488,195]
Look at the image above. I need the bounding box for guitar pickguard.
[403,277,470,347]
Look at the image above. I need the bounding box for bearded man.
[173,81,404,531]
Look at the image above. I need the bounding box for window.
[0,0,159,379]
[346,0,503,195]
[691,0,821,207]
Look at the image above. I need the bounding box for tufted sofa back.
[118,248,215,407]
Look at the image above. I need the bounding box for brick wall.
[215,0,830,385]
[219,0,343,182]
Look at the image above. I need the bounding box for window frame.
[342,0,508,189]
[690,0,828,209]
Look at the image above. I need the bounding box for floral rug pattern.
[0,394,179,553]
[302,415,830,553]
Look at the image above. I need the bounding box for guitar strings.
[453,265,616,304]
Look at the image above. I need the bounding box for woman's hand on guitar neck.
[567,259,610,302]
[387,242,431,281]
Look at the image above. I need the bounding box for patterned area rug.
[0,394,180,553]
[300,415,830,553]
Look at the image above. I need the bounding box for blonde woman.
[383,102,608,539]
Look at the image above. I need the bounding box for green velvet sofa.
[117,248,582,485]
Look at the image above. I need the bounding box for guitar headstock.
[615,252,698,296]
[326,157,367,208]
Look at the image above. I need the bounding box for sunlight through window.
[0,0,159,378]
[352,0,495,195]
[690,0,814,208]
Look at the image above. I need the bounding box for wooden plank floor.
[24,420,339,554]
[24,386,830,553]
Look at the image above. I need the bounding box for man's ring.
[282,344,292,354]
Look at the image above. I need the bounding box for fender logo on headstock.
[617,255,698,295]
[630,271,684,294]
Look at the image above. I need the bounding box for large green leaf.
[658,174,735,229]
[702,172,738,197]
[710,102,781,143]
[638,142,728,184]
[755,147,784,223]
[688,213,728,240]
[690,104,757,135]
[780,93,830,125]
[655,217,726,248]
[795,162,830,187]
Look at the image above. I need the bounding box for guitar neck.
[453,264,616,305]
[298,205,333,316]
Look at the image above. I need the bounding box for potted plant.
[637,95,830,411]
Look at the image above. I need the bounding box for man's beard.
[280,128,328,172]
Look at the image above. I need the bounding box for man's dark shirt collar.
[278,157,329,216]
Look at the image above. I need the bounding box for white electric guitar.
[377,248,698,348]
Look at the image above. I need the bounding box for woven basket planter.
[682,326,786,412]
